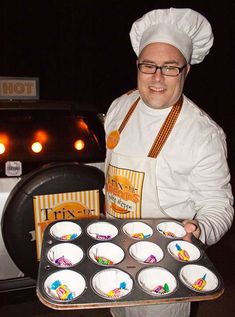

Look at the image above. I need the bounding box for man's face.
[137,42,190,109]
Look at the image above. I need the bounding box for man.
[104,8,234,317]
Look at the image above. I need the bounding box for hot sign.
[0,76,39,100]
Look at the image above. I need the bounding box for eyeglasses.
[137,63,187,77]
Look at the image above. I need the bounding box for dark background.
[0,2,235,314]
[0,0,235,178]
[1,0,234,115]
[1,0,235,167]
[0,1,234,169]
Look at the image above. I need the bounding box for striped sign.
[106,165,144,219]
[33,190,100,260]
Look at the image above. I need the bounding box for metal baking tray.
[36,219,224,310]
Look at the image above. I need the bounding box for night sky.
[1,0,234,118]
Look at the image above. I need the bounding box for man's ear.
[185,64,191,78]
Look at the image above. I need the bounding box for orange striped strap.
[118,97,140,134]
[148,96,183,158]
[117,95,182,158]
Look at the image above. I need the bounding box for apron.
[105,96,182,219]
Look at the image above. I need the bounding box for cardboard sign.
[33,189,100,260]
[0,76,39,100]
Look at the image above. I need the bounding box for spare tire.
[1,162,104,279]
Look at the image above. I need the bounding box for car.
[0,100,105,298]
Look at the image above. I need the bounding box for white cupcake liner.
[88,242,125,266]
[44,269,86,301]
[137,267,177,296]
[50,221,82,241]
[47,243,84,267]
[86,221,118,240]
[157,221,186,239]
[179,264,219,293]
[129,241,164,264]
[92,269,133,299]
[122,222,153,239]
[167,240,201,262]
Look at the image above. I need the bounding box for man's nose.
[152,68,163,80]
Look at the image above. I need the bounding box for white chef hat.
[130,8,214,64]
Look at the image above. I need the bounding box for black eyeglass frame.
[137,63,187,77]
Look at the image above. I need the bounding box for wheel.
[1,162,104,279]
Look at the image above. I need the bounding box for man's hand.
[182,220,200,242]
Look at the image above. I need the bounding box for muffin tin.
[36,219,224,310]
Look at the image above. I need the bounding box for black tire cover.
[1,162,104,279]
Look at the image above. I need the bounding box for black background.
[1,0,234,116]
[1,1,235,298]
[1,0,235,175]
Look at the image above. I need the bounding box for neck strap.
[118,95,183,158]
[148,96,183,158]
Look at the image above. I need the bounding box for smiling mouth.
[149,86,165,93]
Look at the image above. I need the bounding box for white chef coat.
[105,90,233,246]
